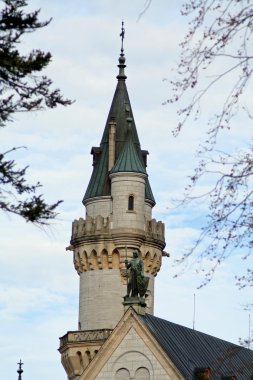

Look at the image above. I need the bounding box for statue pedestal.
[123,296,146,315]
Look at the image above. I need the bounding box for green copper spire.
[111,115,146,174]
[83,23,155,206]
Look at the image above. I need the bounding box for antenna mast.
[193,293,196,330]
[249,313,251,349]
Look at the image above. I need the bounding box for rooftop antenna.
[249,313,251,349]
[17,359,23,380]
[193,293,196,330]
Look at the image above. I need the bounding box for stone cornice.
[59,329,113,352]
[70,216,165,249]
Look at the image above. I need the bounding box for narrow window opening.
[128,195,134,211]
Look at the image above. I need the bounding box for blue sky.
[0,1,252,379]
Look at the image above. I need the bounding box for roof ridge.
[143,313,248,348]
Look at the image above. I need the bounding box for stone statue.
[125,249,149,298]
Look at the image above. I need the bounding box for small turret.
[110,115,147,231]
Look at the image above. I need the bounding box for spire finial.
[17,360,23,380]
[117,21,127,80]
[120,21,125,53]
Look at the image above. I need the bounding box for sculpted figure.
[125,249,149,298]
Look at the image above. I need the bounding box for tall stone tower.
[59,27,166,380]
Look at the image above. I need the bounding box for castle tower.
[59,26,166,379]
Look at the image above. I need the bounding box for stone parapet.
[59,329,112,380]
[60,329,112,347]
[71,215,110,240]
[68,215,166,333]
[145,218,165,242]
[71,216,165,244]
[70,215,166,278]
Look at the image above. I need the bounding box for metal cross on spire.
[17,359,24,380]
[117,21,127,80]
[120,20,125,52]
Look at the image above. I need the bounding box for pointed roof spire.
[117,21,127,80]
[111,108,146,174]
[17,360,23,380]
[83,23,155,206]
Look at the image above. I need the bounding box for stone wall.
[79,269,125,330]
[110,172,146,230]
[85,196,112,219]
[59,329,112,380]
[95,327,173,380]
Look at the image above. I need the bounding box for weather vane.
[120,21,125,52]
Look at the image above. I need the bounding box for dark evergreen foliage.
[0,0,72,224]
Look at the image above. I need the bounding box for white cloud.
[1,0,252,378]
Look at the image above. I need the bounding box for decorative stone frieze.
[59,329,113,380]
[73,244,163,277]
[71,215,165,277]
[60,329,112,347]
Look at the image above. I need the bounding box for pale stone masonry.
[77,309,184,380]
[59,25,253,380]
[96,328,172,380]
[59,35,166,379]
[110,172,147,230]
[79,269,125,330]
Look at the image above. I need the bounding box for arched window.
[128,195,134,211]
[115,368,130,380]
[135,367,150,380]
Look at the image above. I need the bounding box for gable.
[96,327,179,379]
[79,309,183,380]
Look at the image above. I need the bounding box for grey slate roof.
[141,313,253,380]
[83,51,155,205]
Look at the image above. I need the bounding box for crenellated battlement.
[70,215,165,279]
[71,215,165,243]
[145,218,165,242]
[72,215,110,239]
